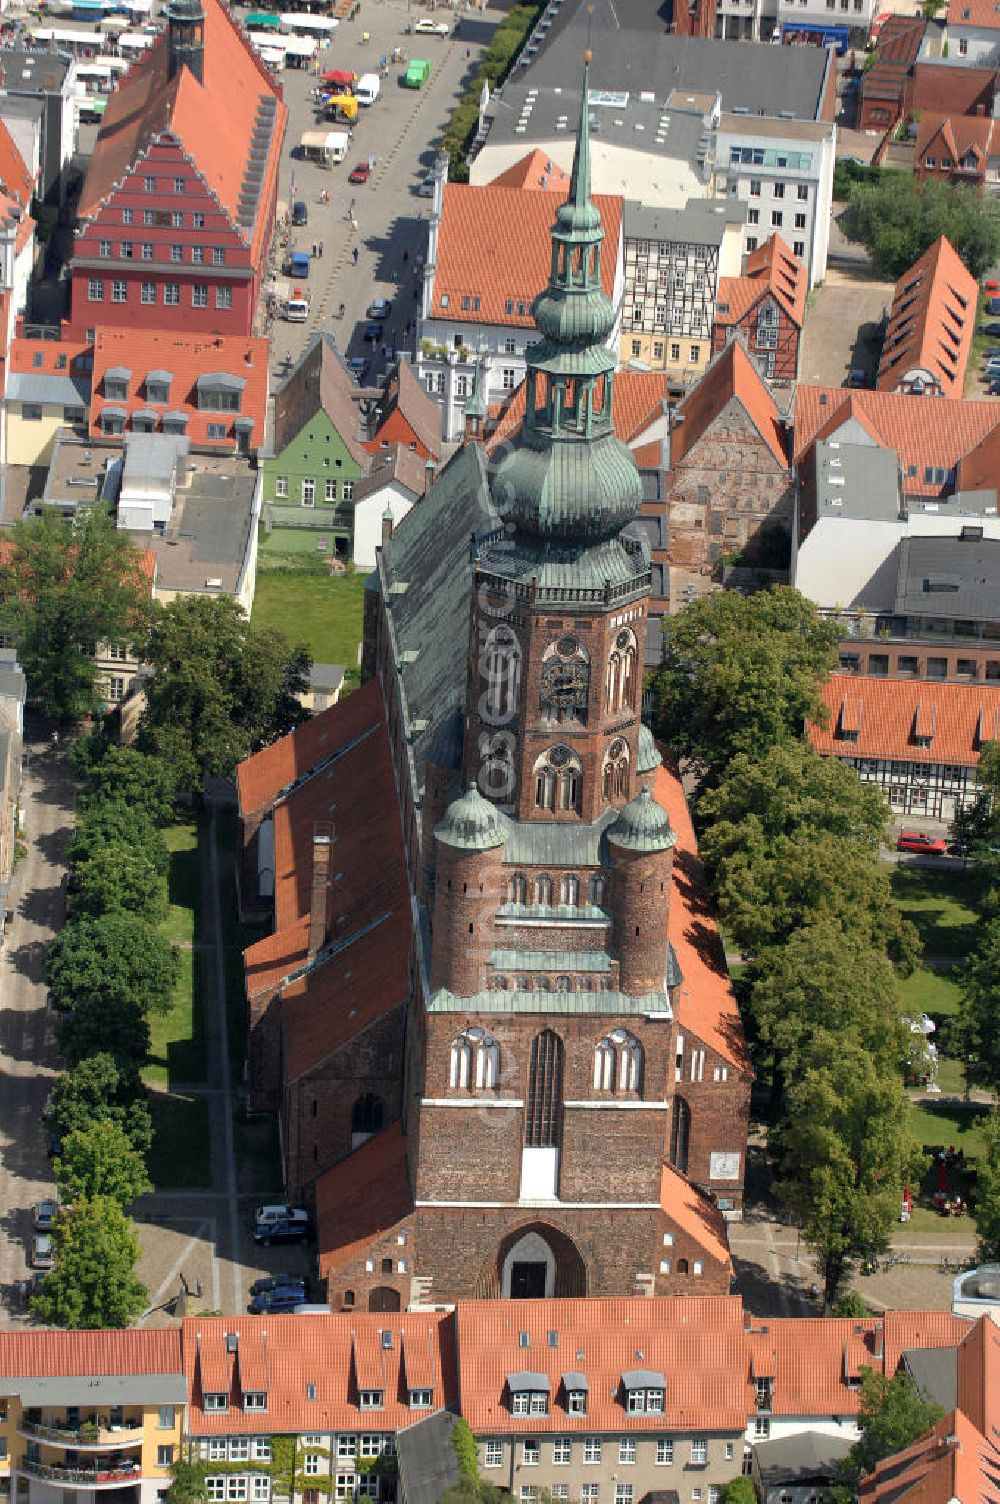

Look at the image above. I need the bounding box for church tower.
[165,0,205,82]
[407,59,712,1305]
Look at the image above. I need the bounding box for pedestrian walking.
[319,240,324,257]
[312,241,318,257]
[353,245,359,264]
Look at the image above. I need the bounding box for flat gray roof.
[504,0,831,121]
[0,45,74,88]
[485,85,714,176]
[815,439,902,522]
[895,534,1000,622]
[754,1432,853,1484]
[718,112,835,140]
[2,1376,188,1405]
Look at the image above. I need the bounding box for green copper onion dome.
[607,784,676,855]
[435,783,510,852]
[637,725,663,775]
[490,54,643,548]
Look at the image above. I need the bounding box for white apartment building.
[715,114,836,286]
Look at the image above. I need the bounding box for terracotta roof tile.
[489,149,571,192]
[915,111,996,169]
[876,236,978,398]
[432,183,622,327]
[79,0,285,267]
[809,675,1000,768]
[859,1409,988,1504]
[956,1314,1000,1435]
[792,386,1000,496]
[0,111,35,209]
[237,677,383,818]
[659,1162,732,1267]
[716,235,806,332]
[654,758,752,1074]
[353,441,429,503]
[957,424,1000,494]
[910,62,998,115]
[316,1120,413,1278]
[369,359,442,459]
[489,370,667,451]
[0,1329,181,1377]
[949,0,1000,30]
[91,326,269,447]
[672,339,788,473]
[182,1308,455,1432]
[454,1297,750,1436]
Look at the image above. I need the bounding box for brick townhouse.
[237,72,752,1313]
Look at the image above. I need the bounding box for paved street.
[0,739,72,1320]
[266,0,500,383]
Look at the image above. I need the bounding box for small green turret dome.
[608,783,676,854]
[435,783,510,852]
[637,725,662,775]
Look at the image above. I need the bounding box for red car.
[897,830,948,855]
[349,161,371,184]
[984,279,1000,293]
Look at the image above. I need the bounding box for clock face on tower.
[540,638,589,720]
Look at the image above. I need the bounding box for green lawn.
[147,1093,212,1188]
[145,822,205,1087]
[890,866,979,959]
[252,570,367,668]
[898,965,963,1019]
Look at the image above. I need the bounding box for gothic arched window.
[605,629,638,713]
[536,873,553,906]
[534,745,582,813]
[508,872,527,904]
[602,737,630,801]
[593,1029,643,1093]
[588,874,605,906]
[482,625,521,724]
[560,874,580,906]
[450,1027,500,1090]
[526,1029,564,1148]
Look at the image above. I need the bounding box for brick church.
[237,62,751,1311]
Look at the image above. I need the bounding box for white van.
[284,291,310,322]
[355,72,380,104]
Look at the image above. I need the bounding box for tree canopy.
[972,1110,1000,1264]
[648,588,839,786]
[68,802,169,876]
[840,174,1000,279]
[55,1119,152,1206]
[166,1463,209,1504]
[0,506,152,720]
[73,841,166,922]
[48,1054,153,1154]
[80,746,177,827]
[46,912,179,1018]
[838,1368,943,1492]
[29,1197,148,1328]
[138,595,311,792]
[57,995,152,1072]
[778,1043,917,1309]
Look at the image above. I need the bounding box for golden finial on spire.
[583,46,592,61]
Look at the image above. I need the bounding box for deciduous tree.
[81,746,177,827]
[166,1463,209,1504]
[68,803,169,876]
[648,588,839,786]
[73,841,166,922]
[0,507,151,720]
[48,1054,153,1154]
[57,995,152,1073]
[55,1120,152,1206]
[29,1197,148,1328]
[972,1109,1000,1263]
[958,916,1000,1093]
[777,1042,918,1310]
[840,174,1000,278]
[46,913,179,1017]
[838,1368,943,1491]
[138,595,310,792]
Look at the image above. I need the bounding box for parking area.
[798,264,894,388]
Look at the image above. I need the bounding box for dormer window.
[566,1390,587,1414]
[243,1392,267,1411]
[508,1373,550,1416]
[204,1394,228,1412]
[359,1390,384,1410]
[409,1389,433,1409]
[622,1371,666,1414]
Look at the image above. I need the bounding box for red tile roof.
[489,149,571,193]
[316,1120,413,1278]
[0,1329,182,1377]
[672,339,788,472]
[238,686,382,818]
[431,183,622,327]
[455,1296,750,1435]
[368,358,441,459]
[654,757,751,1074]
[949,0,1000,30]
[792,387,1000,496]
[859,1409,987,1504]
[916,111,996,175]
[808,675,1000,768]
[715,235,806,331]
[182,1308,455,1433]
[956,1314,1000,1435]
[876,236,978,398]
[957,424,1000,494]
[659,1162,732,1267]
[0,112,36,255]
[78,0,285,268]
[910,61,998,114]
[489,370,668,452]
[91,326,269,447]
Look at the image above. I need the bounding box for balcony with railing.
[19,1420,144,1449]
[21,1459,143,1488]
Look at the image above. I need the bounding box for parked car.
[348,356,368,379]
[984,278,1000,293]
[249,1273,306,1298]
[896,830,948,855]
[249,1286,307,1314]
[348,160,371,184]
[34,1199,58,1233]
[291,200,308,226]
[367,298,392,319]
[981,323,1000,337]
[986,298,1000,317]
[254,1204,308,1230]
[364,322,383,342]
[413,16,449,32]
[31,1234,54,1270]
[253,1204,309,1246]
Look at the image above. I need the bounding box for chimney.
[308,822,333,956]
